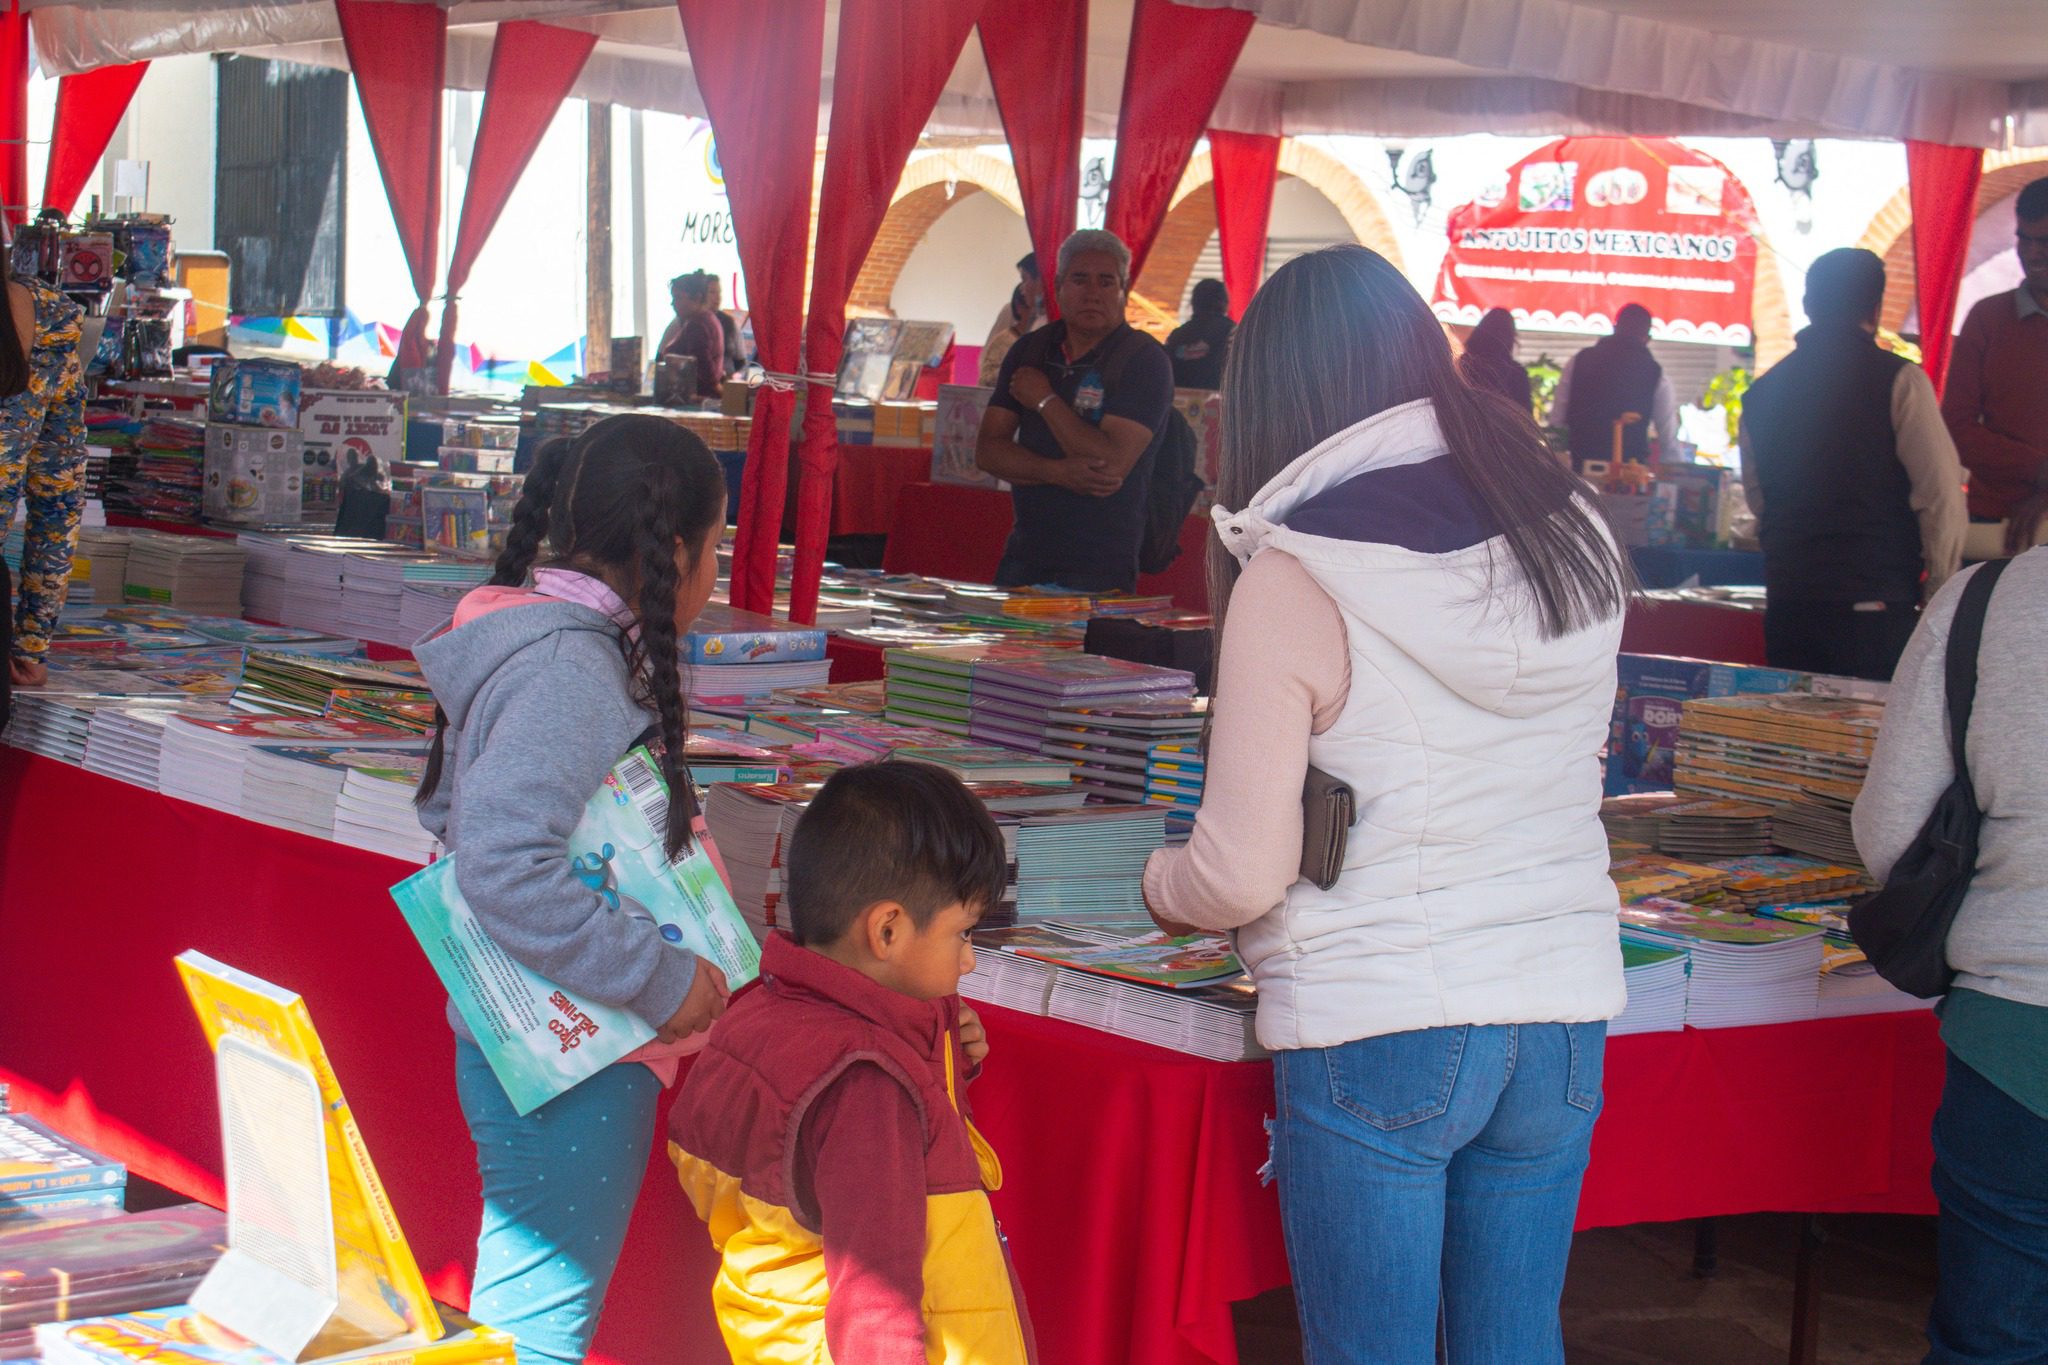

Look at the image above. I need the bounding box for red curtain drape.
[434,23,596,393]
[336,0,447,370]
[676,0,827,615]
[1906,140,1984,398]
[979,0,1085,313]
[1209,129,1278,321]
[1103,0,1252,282]
[788,0,988,625]
[0,5,27,230]
[43,62,149,217]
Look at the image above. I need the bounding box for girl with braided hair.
[412,413,731,1363]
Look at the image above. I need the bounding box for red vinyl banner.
[1433,137,1760,347]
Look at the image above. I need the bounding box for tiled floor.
[1236,1213,1938,1363]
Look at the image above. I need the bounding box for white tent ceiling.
[22,0,2048,148]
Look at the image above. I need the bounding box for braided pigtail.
[418,438,573,808]
[624,459,696,861]
[492,436,572,587]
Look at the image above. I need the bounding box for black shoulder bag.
[1848,558,2010,999]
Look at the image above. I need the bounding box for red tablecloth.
[0,751,1940,1365]
[1622,598,1768,665]
[833,446,936,536]
[826,633,888,682]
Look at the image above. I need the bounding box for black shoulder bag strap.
[1942,558,2009,801]
[1848,558,2008,997]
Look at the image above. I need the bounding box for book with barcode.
[388,747,761,1114]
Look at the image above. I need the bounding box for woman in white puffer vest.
[1144,246,1632,1364]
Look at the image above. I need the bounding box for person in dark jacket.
[1459,308,1533,417]
[1550,304,1678,465]
[1166,279,1235,390]
[1740,247,1966,680]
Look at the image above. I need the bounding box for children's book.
[685,605,827,665]
[389,747,761,1115]
[0,1111,125,1200]
[1011,933,1244,989]
[173,955,442,1352]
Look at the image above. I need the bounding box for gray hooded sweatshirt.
[414,597,697,1045]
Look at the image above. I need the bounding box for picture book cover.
[34,1303,512,1365]
[172,955,442,1348]
[1619,899,1825,947]
[976,654,1195,696]
[390,748,761,1116]
[1012,934,1245,990]
[170,715,417,745]
[685,605,827,665]
[0,1113,124,1200]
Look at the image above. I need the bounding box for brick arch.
[1854,150,2048,336]
[1128,138,1404,327]
[848,150,1024,315]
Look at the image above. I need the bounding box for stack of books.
[241,745,430,843]
[158,714,421,814]
[770,680,888,715]
[0,1106,127,1226]
[2,692,100,763]
[330,753,436,862]
[339,551,492,647]
[1608,852,1733,904]
[682,729,792,785]
[702,782,818,937]
[100,417,204,524]
[400,581,474,641]
[883,643,1002,735]
[890,745,1074,785]
[1754,902,1931,1018]
[1611,940,1689,1035]
[1705,855,1868,910]
[1619,898,1825,1027]
[236,533,385,624]
[4,526,131,605]
[1677,695,1884,868]
[1012,805,1168,924]
[1600,794,1775,856]
[969,655,1195,755]
[962,925,1262,1060]
[1041,699,1204,804]
[1145,740,1205,839]
[122,532,248,617]
[792,720,963,766]
[326,688,437,734]
[83,702,235,788]
[232,651,428,719]
[685,605,831,702]
[0,1204,226,1359]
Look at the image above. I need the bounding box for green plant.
[1527,355,1563,425]
[1699,366,1752,446]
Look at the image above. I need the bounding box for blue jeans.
[1271,1022,1606,1364]
[454,1039,661,1365]
[1926,1053,2048,1364]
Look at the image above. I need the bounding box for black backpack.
[1848,557,2009,998]
[1094,327,1206,576]
[1140,407,1204,575]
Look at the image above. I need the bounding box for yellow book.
[174,952,443,1353]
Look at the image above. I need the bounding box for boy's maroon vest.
[669,934,987,1222]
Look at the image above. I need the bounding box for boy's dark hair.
[671,271,711,302]
[1804,247,1887,327]
[415,414,727,861]
[2017,176,2048,224]
[1190,278,1229,316]
[785,763,1008,947]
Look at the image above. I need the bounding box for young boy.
[669,762,1035,1364]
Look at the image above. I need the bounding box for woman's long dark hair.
[416,413,727,861]
[1210,245,1630,646]
[0,253,33,400]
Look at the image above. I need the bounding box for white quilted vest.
[1213,400,1626,1052]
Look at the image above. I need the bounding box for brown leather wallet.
[1300,764,1354,891]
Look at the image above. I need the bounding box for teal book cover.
[390,748,760,1115]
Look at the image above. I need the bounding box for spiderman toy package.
[389,746,760,1114]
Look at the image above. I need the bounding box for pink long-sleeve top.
[1142,548,1351,928]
